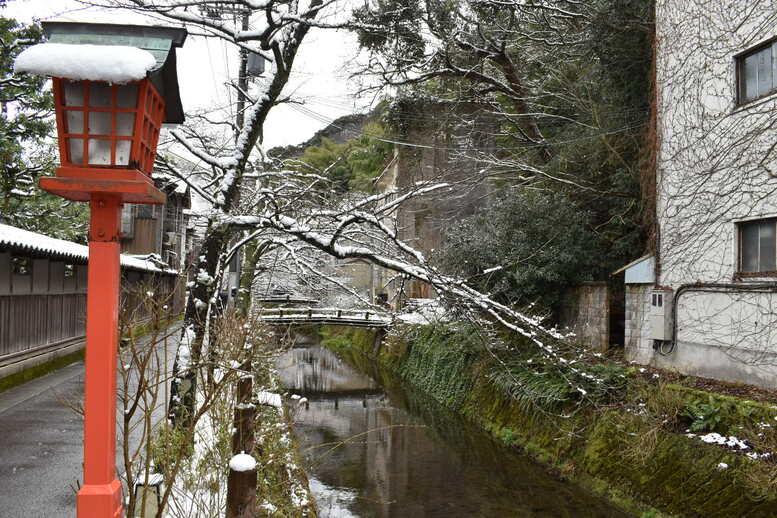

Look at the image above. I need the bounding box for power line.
[286,102,647,153]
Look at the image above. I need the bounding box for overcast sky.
[3,0,369,149]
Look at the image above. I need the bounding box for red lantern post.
[41,78,167,518]
[16,22,187,518]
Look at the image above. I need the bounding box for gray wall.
[559,282,611,352]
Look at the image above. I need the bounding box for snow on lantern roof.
[15,43,156,84]
[0,223,177,275]
[40,21,188,124]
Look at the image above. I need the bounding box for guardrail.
[256,307,391,327]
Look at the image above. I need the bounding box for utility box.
[247,52,265,76]
[650,288,674,341]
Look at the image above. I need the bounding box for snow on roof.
[0,223,176,274]
[14,43,156,84]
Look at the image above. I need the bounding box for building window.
[739,219,777,273]
[737,38,777,105]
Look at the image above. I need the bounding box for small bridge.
[257,307,391,328]
[254,295,320,306]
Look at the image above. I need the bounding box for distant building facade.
[121,176,192,270]
[374,101,497,308]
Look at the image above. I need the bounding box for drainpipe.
[668,282,777,353]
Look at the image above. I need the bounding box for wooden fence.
[0,293,87,363]
[0,252,182,378]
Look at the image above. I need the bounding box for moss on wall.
[320,324,777,518]
[0,348,84,394]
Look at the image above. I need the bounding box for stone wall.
[624,284,654,363]
[559,282,610,351]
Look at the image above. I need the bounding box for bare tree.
[73,0,625,421]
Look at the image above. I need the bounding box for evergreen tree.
[0,16,88,241]
[293,121,392,194]
[354,0,654,311]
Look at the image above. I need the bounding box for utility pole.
[236,9,249,134]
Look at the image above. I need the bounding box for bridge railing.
[256,307,391,323]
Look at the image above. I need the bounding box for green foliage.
[682,395,724,433]
[0,16,88,240]
[293,121,392,194]
[488,349,629,412]
[397,324,481,409]
[359,0,654,313]
[352,0,426,63]
[438,189,601,313]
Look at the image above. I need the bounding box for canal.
[277,341,631,518]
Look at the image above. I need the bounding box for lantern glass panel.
[117,85,138,109]
[64,81,84,106]
[68,138,84,164]
[116,140,132,165]
[65,111,84,134]
[88,139,111,165]
[116,112,135,136]
[88,112,112,135]
[89,83,112,108]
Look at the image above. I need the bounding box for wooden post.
[78,195,123,518]
[226,362,257,518]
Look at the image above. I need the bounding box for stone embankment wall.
[625,284,653,363]
[559,282,610,351]
[321,324,777,518]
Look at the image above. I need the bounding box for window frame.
[735,35,777,106]
[737,217,777,277]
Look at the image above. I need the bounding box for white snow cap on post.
[15,43,156,84]
[229,452,257,472]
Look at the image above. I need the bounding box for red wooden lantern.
[42,77,166,203]
[20,22,189,205]
[14,22,187,518]
[54,78,164,173]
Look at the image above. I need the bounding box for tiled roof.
[0,223,177,274]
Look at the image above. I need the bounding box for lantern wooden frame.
[40,77,166,204]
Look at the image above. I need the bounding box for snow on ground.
[396,298,448,325]
[15,43,156,83]
[686,432,773,459]
[257,391,282,408]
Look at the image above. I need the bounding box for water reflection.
[278,345,630,518]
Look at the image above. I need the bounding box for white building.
[623,1,777,387]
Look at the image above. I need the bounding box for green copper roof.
[42,22,188,124]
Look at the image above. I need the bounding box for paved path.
[0,324,180,518]
[0,362,84,517]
